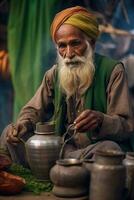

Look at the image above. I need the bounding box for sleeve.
[98,62,134,141]
[16,65,57,129]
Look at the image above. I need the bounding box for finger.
[75,113,97,129]
[7,135,20,143]
[78,123,97,132]
[7,132,17,141]
[75,110,91,123]
[12,128,18,137]
[75,117,89,130]
[6,128,20,144]
[76,120,98,132]
[10,124,18,136]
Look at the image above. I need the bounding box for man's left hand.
[74,109,104,132]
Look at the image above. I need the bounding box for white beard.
[57,42,95,98]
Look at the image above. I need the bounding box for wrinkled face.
[55,24,92,60]
[55,24,95,97]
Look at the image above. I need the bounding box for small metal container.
[25,122,61,180]
[50,158,89,198]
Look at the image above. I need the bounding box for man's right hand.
[6,122,28,146]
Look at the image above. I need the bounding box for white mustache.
[64,56,86,65]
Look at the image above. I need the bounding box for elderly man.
[0,6,134,165]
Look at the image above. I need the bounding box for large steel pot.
[90,150,126,200]
[50,158,89,198]
[25,122,61,180]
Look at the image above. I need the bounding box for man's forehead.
[55,24,87,42]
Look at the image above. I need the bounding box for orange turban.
[51,6,100,43]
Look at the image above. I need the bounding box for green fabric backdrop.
[8,0,57,121]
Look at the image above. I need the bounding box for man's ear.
[86,37,96,49]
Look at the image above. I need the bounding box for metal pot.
[90,150,126,200]
[123,152,134,200]
[83,159,94,172]
[50,158,89,198]
[25,122,61,180]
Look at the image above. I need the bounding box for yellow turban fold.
[51,6,100,43]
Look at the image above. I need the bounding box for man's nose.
[65,46,75,59]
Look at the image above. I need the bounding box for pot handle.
[59,123,77,159]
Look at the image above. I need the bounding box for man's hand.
[6,122,29,146]
[74,109,104,132]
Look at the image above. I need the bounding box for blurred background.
[0,0,134,134]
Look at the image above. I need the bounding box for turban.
[51,6,100,43]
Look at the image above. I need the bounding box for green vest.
[53,53,118,137]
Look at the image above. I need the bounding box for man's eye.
[71,41,81,46]
[58,44,66,49]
